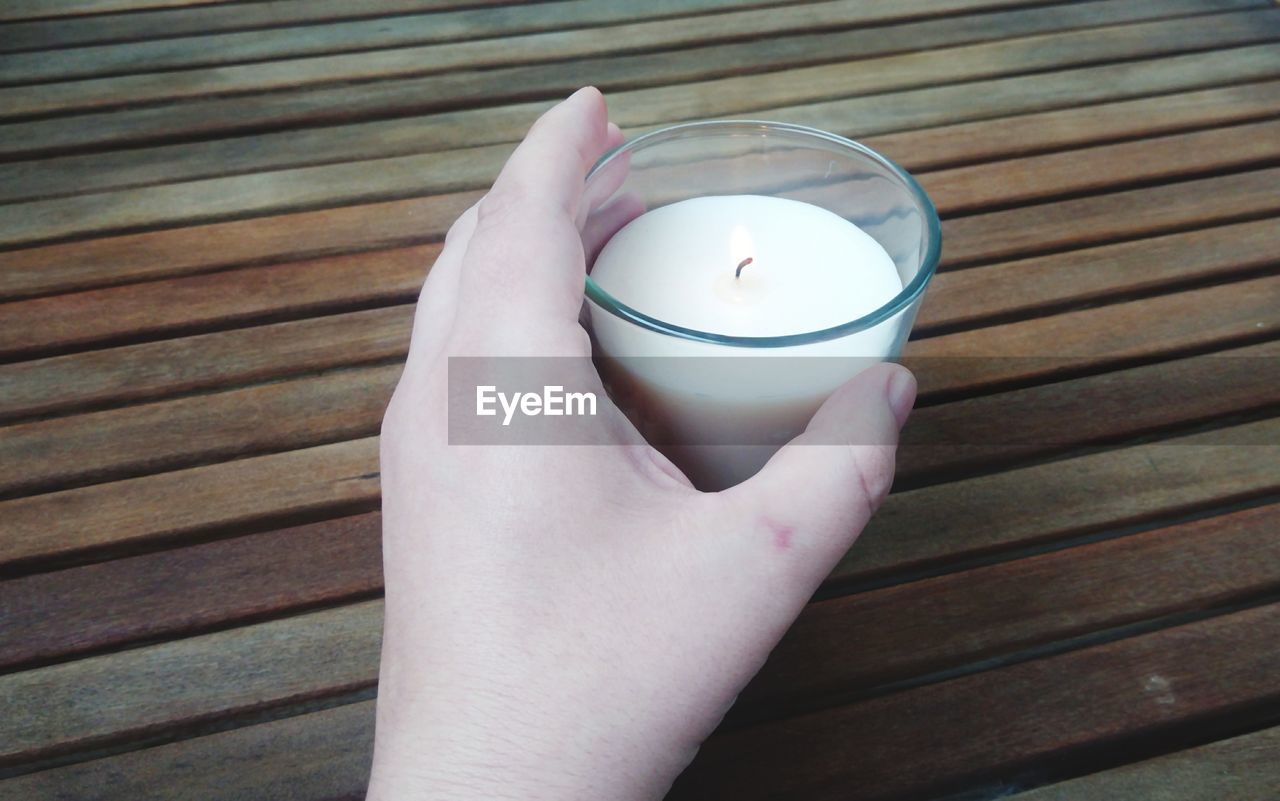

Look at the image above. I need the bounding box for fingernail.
[887,367,917,429]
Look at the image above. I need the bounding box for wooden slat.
[0,0,236,22]
[836,415,1279,586]
[0,600,382,770]
[898,340,1280,487]
[2,275,1272,500]
[3,345,1275,573]
[0,363,399,498]
[5,106,1279,254]
[942,167,1280,267]
[745,505,1280,717]
[921,117,1280,216]
[0,245,430,361]
[2,16,1276,163]
[8,600,1278,800]
[5,119,1276,363]
[0,0,1060,88]
[0,0,860,78]
[2,213,1275,425]
[0,0,793,52]
[0,0,524,33]
[0,512,381,672]
[3,220,1272,431]
[3,504,1276,774]
[7,74,1280,303]
[907,273,1280,397]
[669,603,1280,800]
[7,61,1279,210]
[0,0,1249,117]
[0,436,380,572]
[916,217,1280,334]
[3,415,1277,673]
[0,700,375,801]
[0,305,414,423]
[1007,725,1280,800]
[0,191,472,301]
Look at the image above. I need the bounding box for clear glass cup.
[581,120,942,489]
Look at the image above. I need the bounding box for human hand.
[367,87,916,800]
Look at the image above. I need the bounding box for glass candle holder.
[581,120,941,490]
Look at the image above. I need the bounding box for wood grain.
[916,217,1280,334]
[922,117,1280,216]
[0,600,382,770]
[7,601,1277,800]
[0,700,376,801]
[7,60,1279,209]
[0,245,430,360]
[4,505,1276,774]
[0,436,380,572]
[1007,725,1280,800]
[3,273,1271,502]
[4,217,1272,429]
[0,0,234,22]
[0,0,1238,119]
[5,413,1275,674]
[0,6,1276,797]
[7,72,1279,301]
[6,105,1279,253]
[0,0,1062,88]
[0,305,414,423]
[2,15,1276,162]
[837,416,1280,587]
[0,0,809,53]
[746,504,1280,717]
[0,512,381,672]
[908,273,1280,398]
[0,363,399,498]
[942,167,1280,267]
[898,340,1280,486]
[670,603,1280,800]
[0,192,473,302]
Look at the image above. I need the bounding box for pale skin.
[368,87,916,800]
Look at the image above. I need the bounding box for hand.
[367,87,916,801]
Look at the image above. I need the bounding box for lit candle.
[588,194,905,489]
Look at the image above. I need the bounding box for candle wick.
[735,257,753,279]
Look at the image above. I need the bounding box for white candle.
[588,194,906,489]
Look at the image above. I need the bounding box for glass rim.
[583,119,943,348]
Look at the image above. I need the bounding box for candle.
[588,194,906,490]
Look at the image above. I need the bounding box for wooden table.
[2,1,1279,798]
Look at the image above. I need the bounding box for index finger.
[454,87,615,352]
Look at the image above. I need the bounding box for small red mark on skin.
[770,521,795,552]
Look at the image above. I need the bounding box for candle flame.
[729,225,754,266]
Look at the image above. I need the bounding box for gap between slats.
[0,0,1081,87]
[0,342,1274,576]
[0,0,820,51]
[1,12,1277,166]
[1,567,1277,795]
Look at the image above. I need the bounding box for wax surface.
[590,195,902,338]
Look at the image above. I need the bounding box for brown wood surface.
[3,417,1273,675]
[3,15,1278,163]
[1007,725,1280,800]
[7,603,1277,799]
[4,504,1275,775]
[2,1,1278,799]
[7,0,1255,123]
[670,603,1280,800]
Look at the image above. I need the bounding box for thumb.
[723,363,916,590]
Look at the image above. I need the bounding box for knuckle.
[851,446,897,508]
[476,188,525,228]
